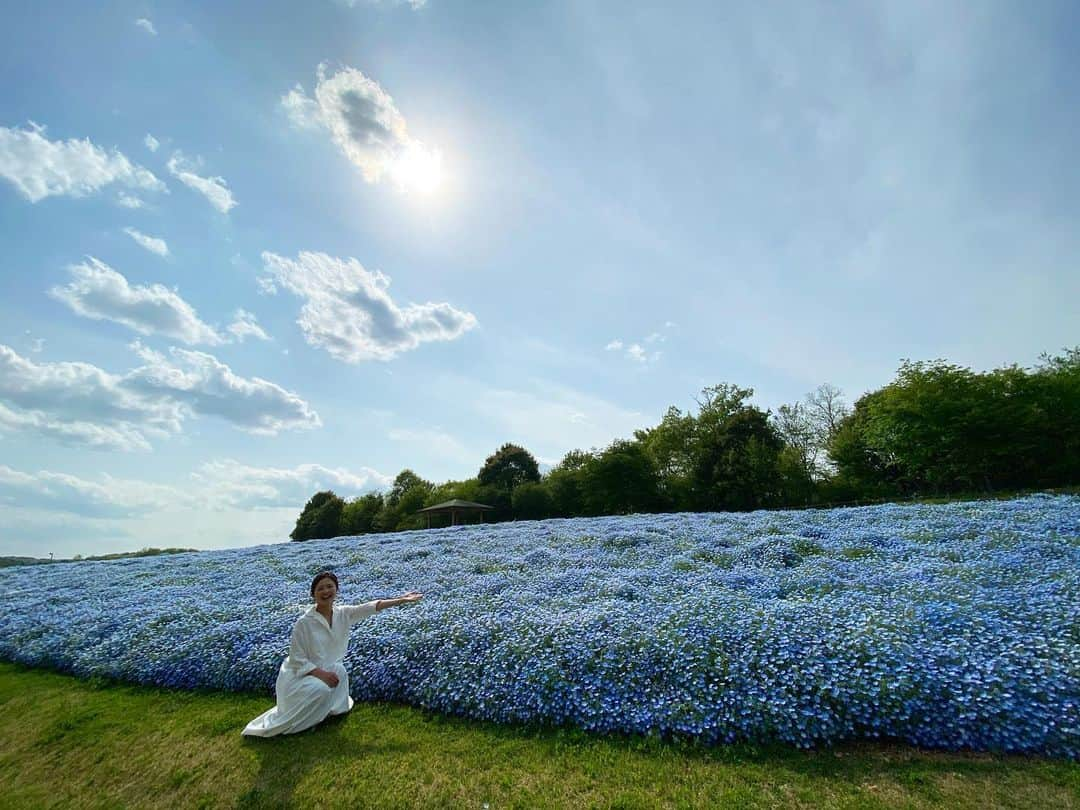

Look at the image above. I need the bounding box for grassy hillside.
[1,664,1077,809]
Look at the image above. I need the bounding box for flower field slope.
[1,495,1078,758]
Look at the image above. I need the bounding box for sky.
[1,0,1078,558]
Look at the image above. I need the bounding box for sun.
[390,142,444,196]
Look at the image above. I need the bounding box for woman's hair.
[310,570,339,597]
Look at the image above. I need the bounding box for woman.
[243,571,422,737]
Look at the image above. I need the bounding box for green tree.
[478,443,541,492]
[695,383,756,434]
[1033,348,1080,485]
[374,470,434,532]
[512,481,554,520]
[634,406,695,510]
[827,352,1080,496]
[475,483,512,522]
[691,407,785,511]
[290,490,346,541]
[340,492,384,535]
[584,439,662,515]
[387,469,431,507]
[544,449,593,517]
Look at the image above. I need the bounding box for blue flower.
[0,495,1077,758]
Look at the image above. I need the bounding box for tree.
[691,407,785,511]
[806,383,850,444]
[512,481,554,520]
[478,443,541,492]
[375,470,434,531]
[584,439,662,515]
[291,490,346,541]
[774,384,850,483]
[635,406,696,510]
[545,449,593,517]
[387,469,431,508]
[1031,348,1080,486]
[340,492,384,535]
[826,354,1080,496]
[774,402,818,482]
[695,383,756,434]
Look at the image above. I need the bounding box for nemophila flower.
[0,495,1078,757]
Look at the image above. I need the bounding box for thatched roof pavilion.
[416,499,494,528]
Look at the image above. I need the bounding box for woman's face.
[313,577,338,607]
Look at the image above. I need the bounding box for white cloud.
[116,192,144,209]
[0,402,155,452]
[281,64,439,186]
[193,459,389,509]
[337,0,427,9]
[0,457,385,549]
[0,345,181,452]
[166,152,236,213]
[606,323,672,364]
[0,123,165,203]
[0,342,320,451]
[135,18,157,36]
[226,309,271,342]
[125,342,320,435]
[0,465,182,518]
[260,251,477,362]
[49,257,222,345]
[144,134,160,152]
[123,227,169,257]
[0,454,396,556]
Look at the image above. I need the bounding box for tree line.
[291,348,1080,540]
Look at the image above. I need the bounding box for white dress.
[243,601,378,737]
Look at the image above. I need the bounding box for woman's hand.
[375,592,424,612]
[312,668,339,688]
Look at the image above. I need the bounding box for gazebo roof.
[416,499,494,513]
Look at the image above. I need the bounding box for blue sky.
[2,0,1077,557]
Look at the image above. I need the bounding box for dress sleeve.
[282,619,318,677]
[342,601,379,626]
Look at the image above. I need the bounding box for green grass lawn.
[0,664,1076,809]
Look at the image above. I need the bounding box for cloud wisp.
[604,322,674,365]
[336,0,427,10]
[0,342,320,451]
[134,18,157,36]
[0,123,165,203]
[193,459,390,509]
[123,227,169,257]
[0,457,388,526]
[0,465,182,518]
[50,258,221,345]
[116,193,144,209]
[260,251,477,362]
[166,152,236,213]
[226,309,271,343]
[125,342,320,436]
[281,64,440,188]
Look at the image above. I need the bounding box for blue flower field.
[1,495,1078,758]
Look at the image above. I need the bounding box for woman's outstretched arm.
[375,591,423,612]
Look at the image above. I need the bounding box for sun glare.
[391,142,444,196]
